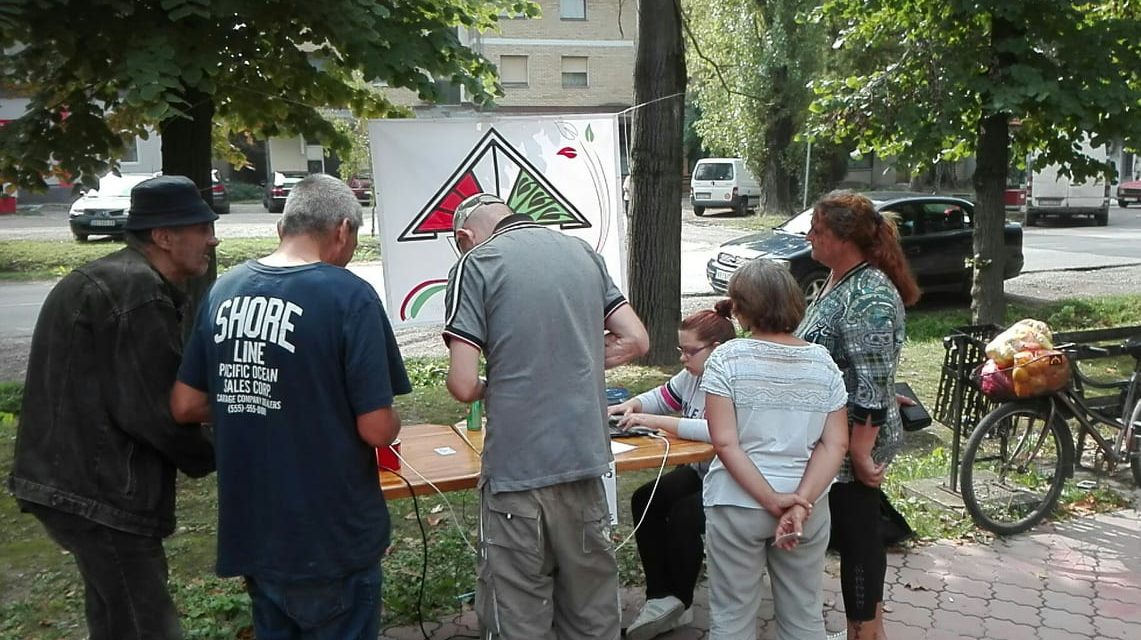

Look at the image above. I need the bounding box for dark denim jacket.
[8,247,214,538]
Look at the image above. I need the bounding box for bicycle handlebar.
[1057,338,1141,361]
[1055,342,1110,359]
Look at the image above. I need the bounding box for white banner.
[369,115,626,327]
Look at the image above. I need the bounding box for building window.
[434,78,461,104]
[848,151,873,171]
[560,0,586,20]
[562,56,588,88]
[500,55,529,87]
[121,136,139,163]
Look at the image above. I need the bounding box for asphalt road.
[0,201,373,240]
[1,202,1140,381]
[0,282,43,337]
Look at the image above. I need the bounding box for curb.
[1018,261,1141,275]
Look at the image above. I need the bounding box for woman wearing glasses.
[608,303,736,640]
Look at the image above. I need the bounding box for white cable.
[615,432,671,551]
[616,91,686,116]
[392,448,480,556]
[390,429,675,555]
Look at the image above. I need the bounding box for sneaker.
[626,596,684,640]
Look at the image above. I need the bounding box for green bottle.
[466,399,483,431]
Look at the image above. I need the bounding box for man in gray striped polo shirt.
[444,193,649,640]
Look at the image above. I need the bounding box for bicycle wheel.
[960,401,1073,535]
[1129,399,1141,487]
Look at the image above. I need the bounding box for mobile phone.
[774,531,802,545]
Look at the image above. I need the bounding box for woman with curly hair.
[796,190,920,640]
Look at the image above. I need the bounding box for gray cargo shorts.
[476,477,620,640]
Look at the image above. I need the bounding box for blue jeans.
[24,502,183,640]
[245,564,382,640]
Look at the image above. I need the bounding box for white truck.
[1024,141,1111,226]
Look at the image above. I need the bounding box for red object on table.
[376,439,402,471]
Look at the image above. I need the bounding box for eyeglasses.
[677,344,711,357]
[452,193,506,233]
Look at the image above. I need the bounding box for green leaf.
[0,0,538,193]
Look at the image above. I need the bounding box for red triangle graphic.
[417,172,483,233]
[399,128,590,242]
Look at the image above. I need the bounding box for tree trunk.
[757,60,794,215]
[630,0,685,366]
[970,112,1009,325]
[971,14,1018,326]
[160,86,216,339]
[759,108,794,214]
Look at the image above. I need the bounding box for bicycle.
[959,336,1141,535]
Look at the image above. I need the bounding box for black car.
[706,192,1025,300]
[262,170,309,213]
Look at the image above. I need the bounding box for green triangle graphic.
[507,169,577,223]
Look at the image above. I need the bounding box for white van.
[1024,140,1111,226]
[690,158,762,216]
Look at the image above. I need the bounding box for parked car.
[262,170,309,213]
[705,192,1025,301]
[348,172,373,206]
[210,169,230,214]
[68,173,155,242]
[1117,178,1141,207]
[690,157,761,216]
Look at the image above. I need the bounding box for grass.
[224,182,262,202]
[0,238,381,281]
[0,384,21,415]
[2,295,1139,637]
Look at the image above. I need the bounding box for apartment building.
[472,0,638,113]
[2,4,640,197]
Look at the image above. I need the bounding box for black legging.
[829,480,886,621]
[630,465,705,609]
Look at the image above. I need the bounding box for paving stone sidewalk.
[380,508,1141,640]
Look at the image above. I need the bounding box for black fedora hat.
[125,175,219,231]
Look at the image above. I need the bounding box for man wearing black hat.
[8,175,220,640]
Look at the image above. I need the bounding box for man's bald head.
[454,194,516,252]
[466,202,512,233]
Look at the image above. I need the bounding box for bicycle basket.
[935,324,1003,433]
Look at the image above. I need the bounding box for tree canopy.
[0,0,534,189]
[686,0,827,214]
[808,0,1141,322]
[811,0,1140,178]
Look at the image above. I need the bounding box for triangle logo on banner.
[398,128,591,242]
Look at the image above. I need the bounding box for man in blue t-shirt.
[171,174,411,639]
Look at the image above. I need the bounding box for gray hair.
[280,174,362,237]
